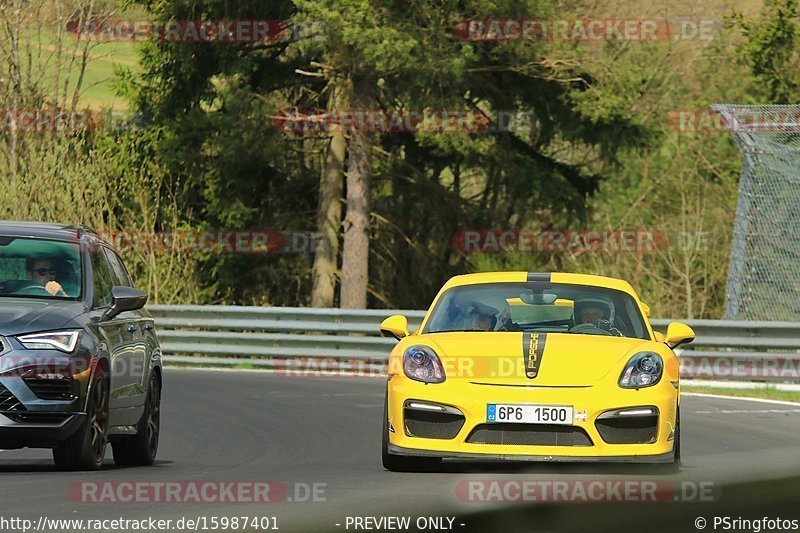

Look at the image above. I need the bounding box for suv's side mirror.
[102,286,148,321]
[380,315,409,340]
[665,322,695,350]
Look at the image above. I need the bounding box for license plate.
[487,404,573,425]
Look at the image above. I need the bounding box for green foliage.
[8,0,793,316]
[727,0,800,103]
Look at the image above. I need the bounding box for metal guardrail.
[148,306,800,381]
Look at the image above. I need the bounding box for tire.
[673,406,682,466]
[112,372,161,466]
[381,389,441,472]
[53,374,109,471]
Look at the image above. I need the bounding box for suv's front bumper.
[0,412,86,448]
[0,347,93,449]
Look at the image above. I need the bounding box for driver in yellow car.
[464,298,513,332]
[469,309,495,331]
[26,258,69,297]
[574,298,612,326]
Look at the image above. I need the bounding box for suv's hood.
[0,298,87,336]
[419,332,655,386]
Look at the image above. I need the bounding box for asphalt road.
[1,369,800,532]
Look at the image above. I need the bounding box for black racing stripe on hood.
[522,332,547,379]
[526,272,551,282]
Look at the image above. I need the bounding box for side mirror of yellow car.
[380,315,409,340]
[665,322,695,350]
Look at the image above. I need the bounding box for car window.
[90,245,114,308]
[103,248,133,287]
[0,236,82,299]
[424,282,648,340]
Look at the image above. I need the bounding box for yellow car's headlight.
[619,352,662,389]
[403,345,445,383]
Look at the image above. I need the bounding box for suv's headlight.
[619,352,662,388]
[403,345,445,383]
[17,330,81,353]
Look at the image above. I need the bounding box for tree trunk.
[310,83,347,307]
[7,0,22,191]
[339,76,373,309]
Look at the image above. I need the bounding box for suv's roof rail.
[76,224,99,238]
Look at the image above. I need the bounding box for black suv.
[0,222,161,470]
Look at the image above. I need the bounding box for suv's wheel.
[53,374,109,471]
[381,390,441,472]
[112,372,160,466]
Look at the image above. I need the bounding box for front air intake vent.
[466,424,593,446]
[0,384,26,411]
[24,378,76,401]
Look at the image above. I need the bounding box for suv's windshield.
[0,236,82,300]
[424,282,648,339]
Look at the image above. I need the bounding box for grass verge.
[683,385,800,403]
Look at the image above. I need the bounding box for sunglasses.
[33,268,58,276]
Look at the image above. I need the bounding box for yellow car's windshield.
[424,282,648,339]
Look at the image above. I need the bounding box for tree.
[310,83,346,307]
[123,0,653,308]
[728,0,800,103]
[339,74,373,308]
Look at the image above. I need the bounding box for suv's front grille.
[0,384,26,411]
[466,423,593,446]
[24,378,76,401]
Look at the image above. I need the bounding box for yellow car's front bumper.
[387,376,678,463]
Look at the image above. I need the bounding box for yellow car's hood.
[420,332,654,386]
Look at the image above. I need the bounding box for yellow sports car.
[380,272,694,471]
